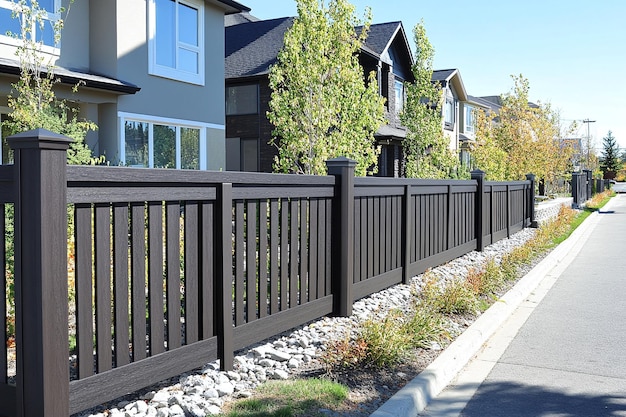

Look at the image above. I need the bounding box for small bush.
[419,274,479,315]
[358,311,411,367]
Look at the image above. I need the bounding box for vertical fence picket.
[94,203,112,373]
[269,199,279,314]
[113,203,130,367]
[234,201,245,325]
[200,202,214,338]
[165,202,181,350]
[280,199,288,311]
[148,202,165,356]
[309,199,319,297]
[246,201,257,321]
[185,202,200,344]
[258,200,268,318]
[299,199,308,303]
[130,203,147,362]
[75,204,94,379]
[289,199,298,308]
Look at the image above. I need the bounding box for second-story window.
[226,84,259,115]
[149,0,205,85]
[444,97,455,130]
[465,105,475,134]
[0,0,61,51]
[394,79,404,114]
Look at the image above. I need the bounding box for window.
[444,97,455,130]
[120,113,207,169]
[226,84,259,115]
[465,105,475,134]
[226,137,258,172]
[148,0,204,85]
[0,0,61,51]
[394,79,404,114]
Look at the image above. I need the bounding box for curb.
[371,199,613,417]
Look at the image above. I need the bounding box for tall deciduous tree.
[2,0,97,165]
[268,0,385,176]
[600,130,620,177]
[400,21,457,179]
[472,75,571,186]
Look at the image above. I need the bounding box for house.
[0,0,249,169]
[225,17,414,176]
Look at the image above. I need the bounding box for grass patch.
[222,378,348,417]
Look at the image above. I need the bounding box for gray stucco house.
[0,0,248,169]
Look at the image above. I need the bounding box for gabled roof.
[432,68,467,101]
[225,17,294,79]
[467,95,498,110]
[226,18,414,81]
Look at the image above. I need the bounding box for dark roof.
[431,69,457,82]
[225,11,260,27]
[359,21,402,56]
[226,18,413,81]
[225,17,294,79]
[0,57,140,95]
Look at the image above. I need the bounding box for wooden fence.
[0,130,535,417]
[572,169,609,208]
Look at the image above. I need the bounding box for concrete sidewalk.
[373,194,626,417]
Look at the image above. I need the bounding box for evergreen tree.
[268,0,385,176]
[600,130,620,176]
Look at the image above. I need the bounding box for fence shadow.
[458,381,626,417]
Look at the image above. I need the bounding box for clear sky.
[239,0,626,152]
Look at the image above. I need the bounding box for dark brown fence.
[572,169,609,208]
[0,130,535,417]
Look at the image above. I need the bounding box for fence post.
[471,169,485,251]
[583,169,593,201]
[326,157,355,317]
[525,173,538,228]
[217,183,234,371]
[8,129,72,417]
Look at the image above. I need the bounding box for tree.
[472,75,571,186]
[600,131,620,178]
[400,21,457,179]
[2,0,97,165]
[268,0,385,176]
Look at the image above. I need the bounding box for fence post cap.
[526,173,536,181]
[325,157,357,168]
[7,128,73,150]
[470,169,486,178]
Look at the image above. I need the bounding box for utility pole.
[582,118,596,170]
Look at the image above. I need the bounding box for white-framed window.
[119,112,211,170]
[148,0,205,85]
[226,84,259,115]
[465,105,475,134]
[0,0,61,53]
[394,79,404,114]
[444,97,455,130]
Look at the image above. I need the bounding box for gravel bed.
[72,227,537,417]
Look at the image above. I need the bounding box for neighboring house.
[459,95,493,167]
[225,17,414,176]
[0,0,249,169]
[431,69,469,156]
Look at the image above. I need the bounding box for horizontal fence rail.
[1,130,536,417]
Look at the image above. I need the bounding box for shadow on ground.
[456,381,626,417]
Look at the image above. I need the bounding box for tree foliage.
[471,75,572,184]
[600,130,620,176]
[268,0,385,176]
[2,0,97,165]
[400,21,457,179]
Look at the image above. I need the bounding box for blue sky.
[240,0,626,152]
